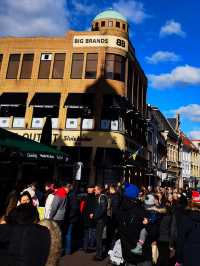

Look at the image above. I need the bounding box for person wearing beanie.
[118,184,153,265]
[123,184,140,200]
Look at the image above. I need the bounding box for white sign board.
[73,35,128,52]
[74,162,83,181]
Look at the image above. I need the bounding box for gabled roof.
[151,109,178,141]
[180,132,193,150]
[167,118,176,130]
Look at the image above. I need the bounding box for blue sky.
[0,0,200,138]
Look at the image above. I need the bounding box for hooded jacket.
[0,223,50,266]
[48,187,68,221]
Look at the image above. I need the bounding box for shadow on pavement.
[59,250,109,266]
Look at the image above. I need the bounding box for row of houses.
[147,105,200,188]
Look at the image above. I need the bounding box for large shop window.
[85,53,98,79]
[20,54,34,79]
[6,54,21,79]
[0,54,3,72]
[105,53,125,82]
[30,93,60,128]
[52,53,66,79]
[38,53,52,79]
[71,53,84,79]
[0,93,28,128]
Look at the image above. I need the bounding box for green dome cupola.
[93,10,127,23]
[92,9,128,33]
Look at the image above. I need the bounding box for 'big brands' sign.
[73,35,128,52]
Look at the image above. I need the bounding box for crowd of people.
[0,179,199,266]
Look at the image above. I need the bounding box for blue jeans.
[83,228,96,251]
[65,223,74,255]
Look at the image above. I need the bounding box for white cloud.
[112,0,149,24]
[160,20,186,38]
[72,1,97,16]
[146,51,181,64]
[189,130,200,139]
[170,104,200,122]
[0,0,69,36]
[148,65,200,89]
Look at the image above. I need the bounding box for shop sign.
[10,130,123,148]
[73,35,128,52]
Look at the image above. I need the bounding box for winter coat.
[176,208,200,266]
[48,187,68,221]
[65,191,80,224]
[82,193,96,228]
[0,223,50,266]
[109,192,121,219]
[117,198,155,264]
[93,193,108,223]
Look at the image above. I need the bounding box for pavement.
[59,251,110,266]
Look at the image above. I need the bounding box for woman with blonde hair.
[39,219,62,266]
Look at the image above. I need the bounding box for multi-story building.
[0,10,148,185]
[180,132,192,186]
[150,110,181,187]
[146,105,167,186]
[191,141,200,187]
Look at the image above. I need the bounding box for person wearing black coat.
[176,205,200,266]
[107,185,121,249]
[64,188,80,255]
[91,185,108,260]
[0,204,51,266]
[82,186,96,252]
[155,202,177,266]
[118,184,155,266]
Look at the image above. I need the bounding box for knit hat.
[124,184,139,199]
[144,194,155,207]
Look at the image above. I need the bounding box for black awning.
[0,93,28,106]
[64,93,94,108]
[30,93,60,108]
[103,95,127,109]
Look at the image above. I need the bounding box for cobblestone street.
[59,251,109,266]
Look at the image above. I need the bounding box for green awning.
[0,128,69,161]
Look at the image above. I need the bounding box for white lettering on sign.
[73,35,128,52]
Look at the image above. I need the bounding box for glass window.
[108,21,113,27]
[101,21,105,27]
[0,54,3,72]
[105,53,125,81]
[122,24,126,30]
[71,53,84,79]
[52,53,66,79]
[38,53,52,79]
[116,21,120,28]
[85,53,98,79]
[6,54,20,79]
[20,54,34,79]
